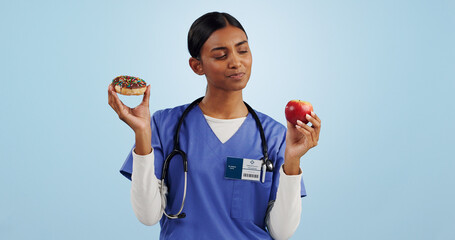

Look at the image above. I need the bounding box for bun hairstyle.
[187,12,247,59]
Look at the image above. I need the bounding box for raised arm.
[108,84,165,225]
[267,111,321,239]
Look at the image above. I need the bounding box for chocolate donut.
[112,75,147,95]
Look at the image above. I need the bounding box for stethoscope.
[161,97,274,219]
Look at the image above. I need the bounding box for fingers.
[113,92,126,116]
[108,84,127,116]
[108,84,117,111]
[296,120,316,143]
[307,112,321,129]
[295,123,312,136]
[295,123,315,147]
[287,111,322,153]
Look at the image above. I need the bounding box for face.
[196,25,252,93]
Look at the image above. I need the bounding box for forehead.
[202,25,248,51]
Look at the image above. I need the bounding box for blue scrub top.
[120,103,306,239]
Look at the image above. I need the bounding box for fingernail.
[311,111,315,116]
[297,120,303,125]
[306,114,310,119]
[296,125,301,129]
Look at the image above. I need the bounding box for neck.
[199,89,248,119]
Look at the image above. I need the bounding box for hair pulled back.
[187,12,247,59]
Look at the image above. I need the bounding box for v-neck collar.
[194,104,252,146]
[181,103,264,167]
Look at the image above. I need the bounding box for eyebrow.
[210,40,248,52]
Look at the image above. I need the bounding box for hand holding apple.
[283,100,321,175]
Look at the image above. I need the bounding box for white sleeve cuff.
[132,148,155,173]
[280,164,302,179]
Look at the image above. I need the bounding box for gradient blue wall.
[1,0,454,239]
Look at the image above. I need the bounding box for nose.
[228,52,242,69]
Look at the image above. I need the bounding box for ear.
[189,57,204,75]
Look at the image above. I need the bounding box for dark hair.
[187,12,247,59]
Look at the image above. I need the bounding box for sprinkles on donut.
[112,75,147,95]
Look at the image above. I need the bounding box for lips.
[228,72,245,80]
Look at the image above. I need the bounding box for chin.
[208,74,250,92]
[232,78,249,91]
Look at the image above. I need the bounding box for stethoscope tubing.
[160,97,274,219]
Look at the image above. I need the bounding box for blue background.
[1,0,454,239]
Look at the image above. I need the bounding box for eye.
[215,55,227,60]
[238,45,249,54]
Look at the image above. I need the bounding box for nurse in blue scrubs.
[108,12,321,239]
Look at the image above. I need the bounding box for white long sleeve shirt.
[130,115,303,240]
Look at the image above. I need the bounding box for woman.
[108,12,321,240]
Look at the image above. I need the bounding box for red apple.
[285,100,313,125]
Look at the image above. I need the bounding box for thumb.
[286,120,299,140]
[286,120,295,130]
[141,85,151,106]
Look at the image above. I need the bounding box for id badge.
[225,157,265,182]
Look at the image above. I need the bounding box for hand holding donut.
[107,76,151,133]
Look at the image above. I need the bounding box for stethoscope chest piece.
[264,158,274,172]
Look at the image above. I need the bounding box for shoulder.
[252,108,288,155]
[151,103,191,124]
[253,109,287,137]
